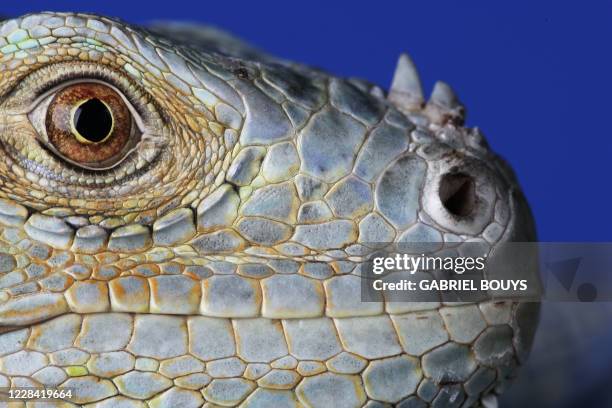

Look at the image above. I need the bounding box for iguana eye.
[31,81,142,170]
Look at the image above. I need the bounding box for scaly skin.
[0,12,539,408]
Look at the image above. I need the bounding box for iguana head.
[0,12,539,407]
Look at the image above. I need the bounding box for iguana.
[0,12,539,407]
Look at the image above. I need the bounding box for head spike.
[425,81,466,124]
[429,81,461,110]
[388,53,424,111]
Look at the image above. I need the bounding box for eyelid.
[0,62,168,188]
[3,62,157,123]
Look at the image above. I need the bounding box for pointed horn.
[429,81,461,110]
[426,80,466,124]
[391,53,424,99]
[388,53,424,111]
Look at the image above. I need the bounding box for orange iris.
[45,83,132,166]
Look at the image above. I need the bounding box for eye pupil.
[73,98,113,143]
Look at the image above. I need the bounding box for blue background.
[3,0,611,241]
[1,2,612,407]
